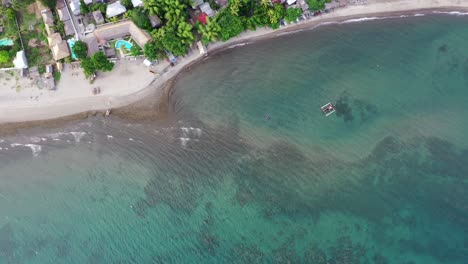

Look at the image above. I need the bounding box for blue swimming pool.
[115,40,133,50]
[0,38,14,46]
[67,39,78,60]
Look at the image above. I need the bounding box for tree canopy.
[39,0,56,9]
[0,50,10,63]
[121,0,133,9]
[285,7,302,23]
[130,7,152,30]
[80,52,114,78]
[72,41,88,60]
[216,9,245,41]
[144,41,164,60]
[196,17,221,45]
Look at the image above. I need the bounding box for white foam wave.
[228,42,252,49]
[342,17,382,23]
[48,132,67,139]
[414,14,425,17]
[194,128,202,137]
[433,11,468,16]
[180,137,190,147]
[10,143,42,157]
[25,144,42,157]
[30,137,42,143]
[70,132,86,143]
[107,135,113,139]
[129,138,134,141]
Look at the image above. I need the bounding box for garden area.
[0,6,21,67]
[17,2,53,67]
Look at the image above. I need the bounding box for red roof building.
[198,12,208,25]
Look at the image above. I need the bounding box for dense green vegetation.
[80,52,114,78]
[285,7,303,23]
[196,17,221,45]
[0,50,11,63]
[39,0,56,9]
[72,41,88,60]
[142,0,194,58]
[129,7,152,30]
[139,0,324,58]
[306,0,332,11]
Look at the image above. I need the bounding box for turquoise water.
[1,14,468,263]
[67,39,78,60]
[115,39,133,50]
[0,38,13,46]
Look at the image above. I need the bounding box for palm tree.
[197,17,221,44]
[176,20,194,45]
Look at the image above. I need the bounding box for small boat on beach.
[321,102,336,116]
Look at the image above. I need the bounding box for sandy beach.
[1,0,468,125]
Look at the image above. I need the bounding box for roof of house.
[47,33,63,47]
[64,20,75,36]
[51,41,70,61]
[84,35,100,56]
[2,0,12,7]
[70,0,81,16]
[41,10,54,25]
[93,10,105,24]
[45,23,55,35]
[56,0,65,9]
[148,14,161,28]
[106,1,127,18]
[200,2,215,17]
[197,13,207,24]
[13,50,28,69]
[131,0,143,7]
[104,48,116,58]
[287,0,297,5]
[57,7,70,21]
[84,0,93,4]
[92,20,151,48]
[192,0,204,8]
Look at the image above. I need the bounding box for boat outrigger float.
[321,102,336,116]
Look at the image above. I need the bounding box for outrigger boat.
[321,102,336,116]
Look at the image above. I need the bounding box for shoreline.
[1,2,468,131]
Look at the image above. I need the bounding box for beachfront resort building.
[83,20,151,57]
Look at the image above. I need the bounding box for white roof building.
[131,0,143,7]
[106,1,127,18]
[70,0,81,16]
[287,0,297,5]
[200,2,215,17]
[13,50,28,69]
[84,0,93,4]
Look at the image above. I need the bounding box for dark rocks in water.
[438,44,448,52]
[335,97,354,122]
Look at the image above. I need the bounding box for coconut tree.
[176,20,194,45]
[197,17,221,45]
